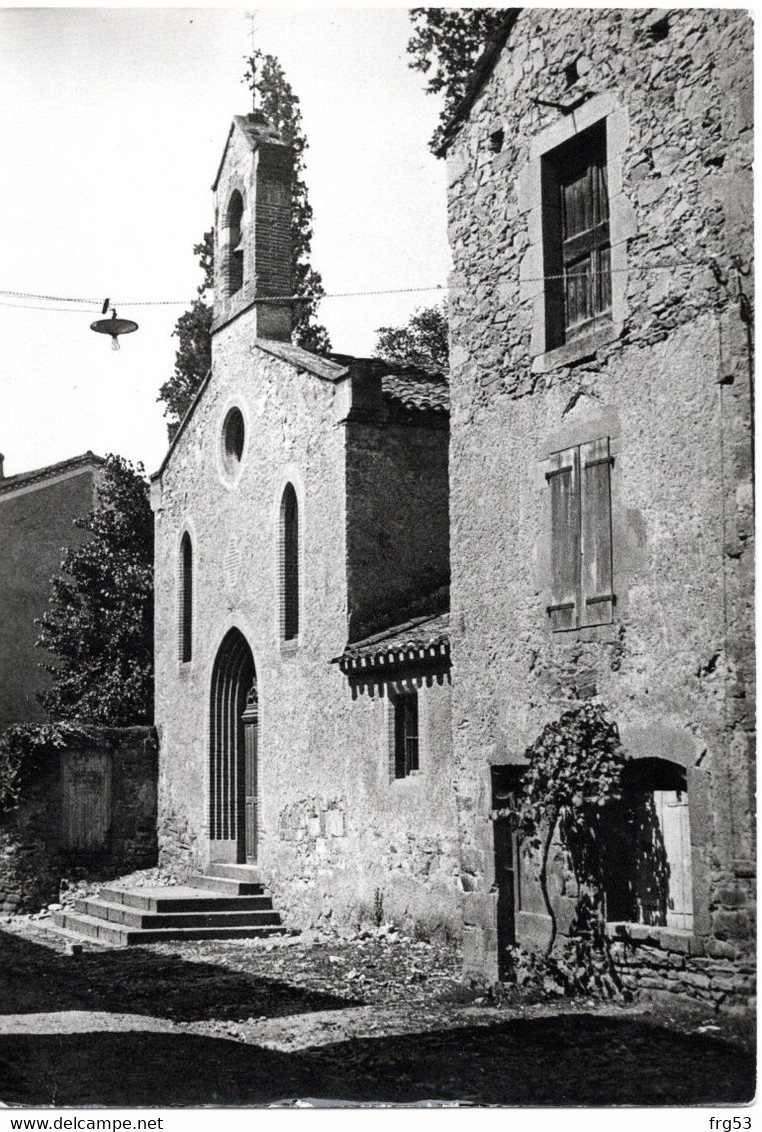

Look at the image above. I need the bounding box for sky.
[0,6,450,477]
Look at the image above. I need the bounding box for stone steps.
[73,898,282,930]
[186,874,265,895]
[44,868,290,948]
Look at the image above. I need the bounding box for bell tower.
[211,111,293,341]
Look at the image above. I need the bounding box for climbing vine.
[0,723,94,815]
[510,702,628,998]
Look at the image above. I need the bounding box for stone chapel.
[151,112,459,938]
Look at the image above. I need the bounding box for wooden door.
[61,749,111,853]
[241,687,258,863]
[491,765,523,974]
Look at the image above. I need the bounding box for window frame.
[178,530,193,664]
[542,120,612,348]
[518,93,633,375]
[279,482,300,645]
[226,190,245,297]
[604,757,694,934]
[391,689,420,780]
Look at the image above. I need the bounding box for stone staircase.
[48,864,290,947]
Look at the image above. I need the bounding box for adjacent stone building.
[152,113,459,938]
[442,9,754,1004]
[0,452,104,728]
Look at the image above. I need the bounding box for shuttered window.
[542,121,611,349]
[547,437,613,630]
[393,692,419,779]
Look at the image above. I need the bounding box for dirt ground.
[0,908,755,1108]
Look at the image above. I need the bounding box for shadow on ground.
[0,1015,754,1107]
[0,930,358,1022]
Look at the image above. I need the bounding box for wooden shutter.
[657,789,694,930]
[580,437,614,626]
[547,447,580,631]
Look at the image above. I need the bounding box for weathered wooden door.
[491,765,523,974]
[61,749,111,853]
[241,684,258,863]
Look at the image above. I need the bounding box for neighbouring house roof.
[436,9,522,157]
[335,611,450,674]
[152,342,449,482]
[0,452,104,498]
[382,371,449,414]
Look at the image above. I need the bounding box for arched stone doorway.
[209,628,258,863]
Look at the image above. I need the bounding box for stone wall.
[0,727,157,913]
[445,9,754,1003]
[345,417,449,640]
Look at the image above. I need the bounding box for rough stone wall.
[0,727,157,913]
[153,316,461,937]
[345,417,449,639]
[0,469,99,728]
[446,8,754,1002]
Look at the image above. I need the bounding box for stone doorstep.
[102,886,271,912]
[187,874,266,895]
[206,862,263,883]
[76,898,282,930]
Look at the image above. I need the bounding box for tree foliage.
[374,302,449,369]
[407,8,509,153]
[36,455,154,727]
[158,231,213,439]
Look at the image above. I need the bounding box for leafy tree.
[244,49,331,354]
[407,8,509,153]
[374,302,449,369]
[158,231,213,440]
[36,455,154,727]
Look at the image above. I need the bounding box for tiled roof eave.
[338,638,451,674]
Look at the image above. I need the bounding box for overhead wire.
[0,251,744,315]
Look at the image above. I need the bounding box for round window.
[222,407,245,475]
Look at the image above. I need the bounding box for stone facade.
[0,453,104,728]
[152,116,459,939]
[0,727,157,913]
[444,9,754,1006]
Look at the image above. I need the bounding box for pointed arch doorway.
[209,628,259,864]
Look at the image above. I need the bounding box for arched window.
[179,532,193,662]
[226,191,244,296]
[280,484,299,641]
[604,758,693,930]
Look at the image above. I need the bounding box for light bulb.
[111,337,120,351]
